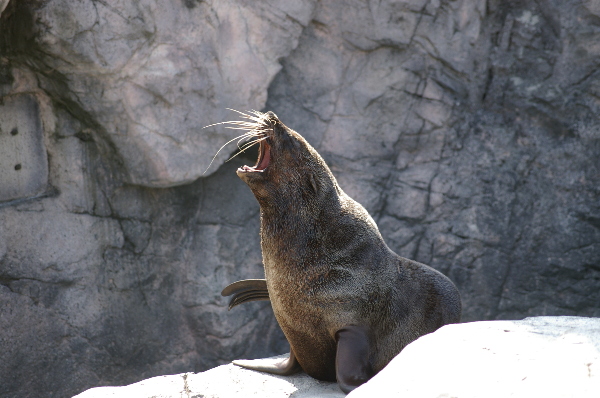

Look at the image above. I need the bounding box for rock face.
[72,317,600,398]
[0,1,599,397]
[33,0,316,187]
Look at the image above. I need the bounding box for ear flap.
[309,173,319,194]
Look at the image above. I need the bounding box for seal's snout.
[265,111,279,121]
[265,112,284,132]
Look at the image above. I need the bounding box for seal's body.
[221,111,461,393]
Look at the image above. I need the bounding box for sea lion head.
[235,111,338,209]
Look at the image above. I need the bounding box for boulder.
[33,0,318,187]
[350,316,600,398]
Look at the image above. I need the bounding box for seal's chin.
[238,140,271,173]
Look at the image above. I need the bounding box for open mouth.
[239,140,271,172]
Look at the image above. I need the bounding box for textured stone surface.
[72,317,600,398]
[349,316,600,398]
[35,0,317,187]
[0,0,599,397]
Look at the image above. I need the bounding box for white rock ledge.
[74,317,600,398]
[73,354,344,398]
[349,316,600,398]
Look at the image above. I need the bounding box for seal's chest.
[265,265,327,322]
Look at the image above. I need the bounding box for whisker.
[236,132,258,149]
[203,131,261,174]
[237,136,267,153]
[226,108,268,124]
[203,122,261,130]
[202,109,270,174]
[226,136,268,163]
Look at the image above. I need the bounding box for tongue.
[256,143,271,170]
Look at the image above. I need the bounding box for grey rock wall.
[0,0,598,397]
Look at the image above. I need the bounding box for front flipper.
[221,279,270,310]
[233,350,302,376]
[335,325,374,394]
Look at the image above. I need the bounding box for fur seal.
[219,111,461,393]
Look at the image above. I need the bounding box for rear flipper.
[221,279,270,310]
[335,325,374,394]
[233,350,302,376]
